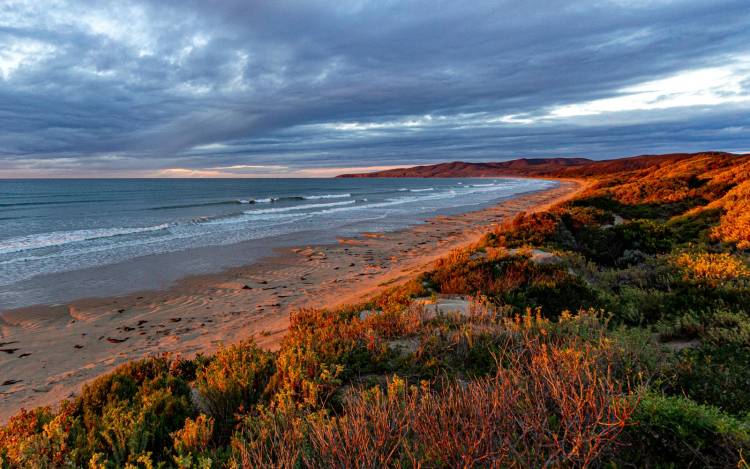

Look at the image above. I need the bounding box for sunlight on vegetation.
[2,152,750,468]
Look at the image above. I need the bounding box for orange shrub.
[711,180,750,249]
[674,252,750,285]
[484,211,561,248]
[172,414,214,455]
[0,407,54,465]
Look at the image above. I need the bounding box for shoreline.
[0,179,585,422]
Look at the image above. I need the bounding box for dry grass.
[235,328,634,468]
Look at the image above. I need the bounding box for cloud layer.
[1,0,749,176]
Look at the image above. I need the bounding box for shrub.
[77,356,194,465]
[0,407,57,467]
[369,277,429,313]
[173,414,214,455]
[231,407,308,468]
[577,219,673,266]
[667,207,722,244]
[195,340,275,442]
[560,205,613,233]
[607,286,672,325]
[667,344,750,416]
[712,180,750,249]
[674,251,750,286]
[617,393,750,468]
[483,211,568,248]
[172,415,215,468]
[319,336,632,467]
[234,334,634,468]
[427,251,601,318]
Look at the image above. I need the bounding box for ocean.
[0,177,556,309]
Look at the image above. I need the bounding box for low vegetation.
[2,152,750,468]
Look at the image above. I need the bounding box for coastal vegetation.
[2,152,750,468]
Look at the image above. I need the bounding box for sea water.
[0,178,556,309]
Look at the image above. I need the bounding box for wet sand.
[0,179,584,422]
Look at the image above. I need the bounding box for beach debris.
[2,380,22,386]
[18,353,31,358]
[0,348,19,354]
[74,345,84,349]
[170,317,182,322]
[106,337,129,344]
[242,284,252,289]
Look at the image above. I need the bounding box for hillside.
[337,151,745,178]
[2,152,750,468]
[338,157,593,178]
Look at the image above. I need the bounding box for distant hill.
[336,152,744,178]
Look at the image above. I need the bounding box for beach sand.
[0,179,584,422]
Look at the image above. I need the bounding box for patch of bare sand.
[0,179,586,422]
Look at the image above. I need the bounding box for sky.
[1,0,749,178]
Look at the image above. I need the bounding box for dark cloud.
[0,0,749,176]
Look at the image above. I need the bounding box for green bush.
[427,252,602,318]
[195,340,275,442]
[617,393,750,468]
[77,357,195,465]
[607,286,672,325]
[666,344,750,417]
[575,219,673,266]
[667,208,722,244]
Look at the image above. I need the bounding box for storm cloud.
[1,0,749,176]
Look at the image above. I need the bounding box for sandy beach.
[0,179,583,422]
